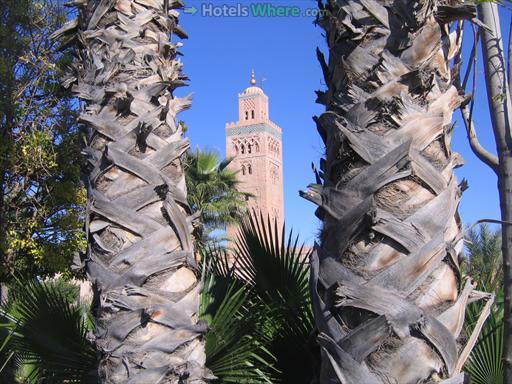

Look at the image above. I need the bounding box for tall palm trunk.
[301,1,487,382]
[54,1,209,382]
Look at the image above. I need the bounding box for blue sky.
[177,0,504,244]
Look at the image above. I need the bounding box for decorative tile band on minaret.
[226,70,285,238]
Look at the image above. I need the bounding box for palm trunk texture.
[53,0,210,382]
[301,1,488,382]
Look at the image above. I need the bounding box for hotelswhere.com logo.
[183,3,328,17]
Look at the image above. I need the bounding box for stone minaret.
[226,70,284,238]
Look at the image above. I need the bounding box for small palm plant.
[200,251,274,383]
[205,214,317,383]
[0,278,96,383]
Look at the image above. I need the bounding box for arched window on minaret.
[241,144,245,154]
[248,164,252,175]
[242,165,246,175]
[254,142,260,152]
[245,111,248,120]
[251,110,255,119]
[248,143,252,154]
[234,144,239,155]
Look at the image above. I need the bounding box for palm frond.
[464,305,504,384]
[234,214,311,316]
[200,245,275,383]
[218,156,235,172]
[199,216,317,383]
[7,279,97,383]
[0,310,20,383]
[185,149,250,244]
[195,149,221,175]
[464,224,502,291]
[231,214,317,383]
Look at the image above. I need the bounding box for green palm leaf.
[200,246,275,383]
[465,224,502,291]
[6,279,97,383]
[465,313,504,384]
[185,149,251,243]
[233,214,313,327]
[200,215,318,383]
[462,224,504,384]
[0,310,20,383]
[231,215,317,383]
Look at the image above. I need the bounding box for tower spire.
[250,68,256,86]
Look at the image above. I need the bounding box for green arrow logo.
[183,6,198,15]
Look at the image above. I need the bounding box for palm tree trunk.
[477,3,512,381]
[54,1,209,382]
[301,1,484,382]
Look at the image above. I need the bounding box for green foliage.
[463,224,504,383]
[185,149,250,243]
[0,278,96,383]
[234,215,316,383]
[464,291,504,384]
[200,215,316,383]
[201,260,275,383]
[465,224,502,291]
[8,276,80,306]
[0,0,85,282]
[0,217,316,383]
[0,310,18,383]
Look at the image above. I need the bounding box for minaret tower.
[226,70,284,236]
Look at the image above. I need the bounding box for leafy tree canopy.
[0,0,85,281]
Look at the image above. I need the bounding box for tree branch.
[462,28,479,90]
[455,23,498,172]
[460,103,499,171]
[469,218,512,229]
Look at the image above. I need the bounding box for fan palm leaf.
[200,245,275,383]
[5,279,96,383]
[464,294,504,384]
[461,224,504,383]
[231,215,317,383]
[234,214,311,305]
[0,310,19,383]
[199,215,317,383]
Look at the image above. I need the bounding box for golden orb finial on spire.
[250,69,256,86]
